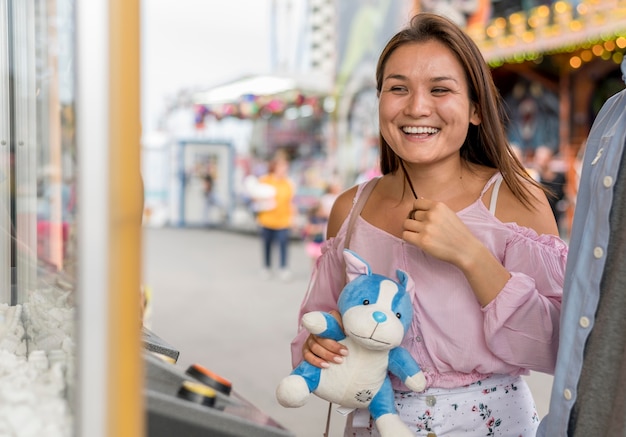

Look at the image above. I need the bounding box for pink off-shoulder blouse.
[291,173,567,390]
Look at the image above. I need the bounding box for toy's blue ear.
[343,249,371,283]
[395,269,414,294]
[396,270,408,288]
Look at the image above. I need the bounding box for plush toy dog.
[276,249,426,437]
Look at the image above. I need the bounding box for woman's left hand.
[402,198,481,268]
[403,198,511,306]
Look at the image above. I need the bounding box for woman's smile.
[401,126,441,136]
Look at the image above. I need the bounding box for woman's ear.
[469,103,481,126]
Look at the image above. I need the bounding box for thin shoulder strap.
[488,174,504,215]
[344,178,379,250]
[327,177,379,424]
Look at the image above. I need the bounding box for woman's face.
[273,158,289,177]
[378,40,481,168]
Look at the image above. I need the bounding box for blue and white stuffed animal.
[276,249,426,437]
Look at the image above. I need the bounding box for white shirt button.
[603,176,614,188]
[594,247,604,258]
[579,316,590,328]
[564,389,572,400]
[426,395,437,407]
[415,336,422,342]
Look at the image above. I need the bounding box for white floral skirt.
[344,374,539,437]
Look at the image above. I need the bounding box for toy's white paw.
[301,312,327,335]
[405,371,426,393]
[276,375,310,408]
[375,413,414,437]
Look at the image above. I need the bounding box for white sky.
[140,0,272,133]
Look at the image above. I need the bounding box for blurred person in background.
[319,180,342,218]
[255,152,296,281]
[533,146,568,235]
[302,200,328,266]
[201,172,221,227]
[303,181,342,266]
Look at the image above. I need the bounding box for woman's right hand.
[302,309,348,368]
[302,334,348,368]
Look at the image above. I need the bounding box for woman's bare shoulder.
[496,179,559,236]
[326,185,359,238]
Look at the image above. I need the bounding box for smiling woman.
[289,13,568,437]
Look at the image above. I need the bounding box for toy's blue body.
[277,250,426,437]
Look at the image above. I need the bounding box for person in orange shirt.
[256,153,296,281]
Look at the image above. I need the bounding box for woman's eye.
[388,85,407,93]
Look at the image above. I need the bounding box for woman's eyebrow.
[383,73,409,82]
[431,76,458,84]
[383,74,459,84]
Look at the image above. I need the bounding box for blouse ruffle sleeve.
[482,225,567,374]
[290,236,346,368]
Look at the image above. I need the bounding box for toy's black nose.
[372,311,387,323]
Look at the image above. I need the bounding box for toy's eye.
[396,313,402,319]
[362,300,370,305]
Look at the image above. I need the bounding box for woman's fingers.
[302,333,348,368]
[403,199,476,266]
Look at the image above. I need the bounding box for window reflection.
[1,0,76,433]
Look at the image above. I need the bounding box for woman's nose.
[404,91,431,117]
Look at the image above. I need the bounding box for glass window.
[1,0,76,433]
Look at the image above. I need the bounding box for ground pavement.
[143,227,553,437]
